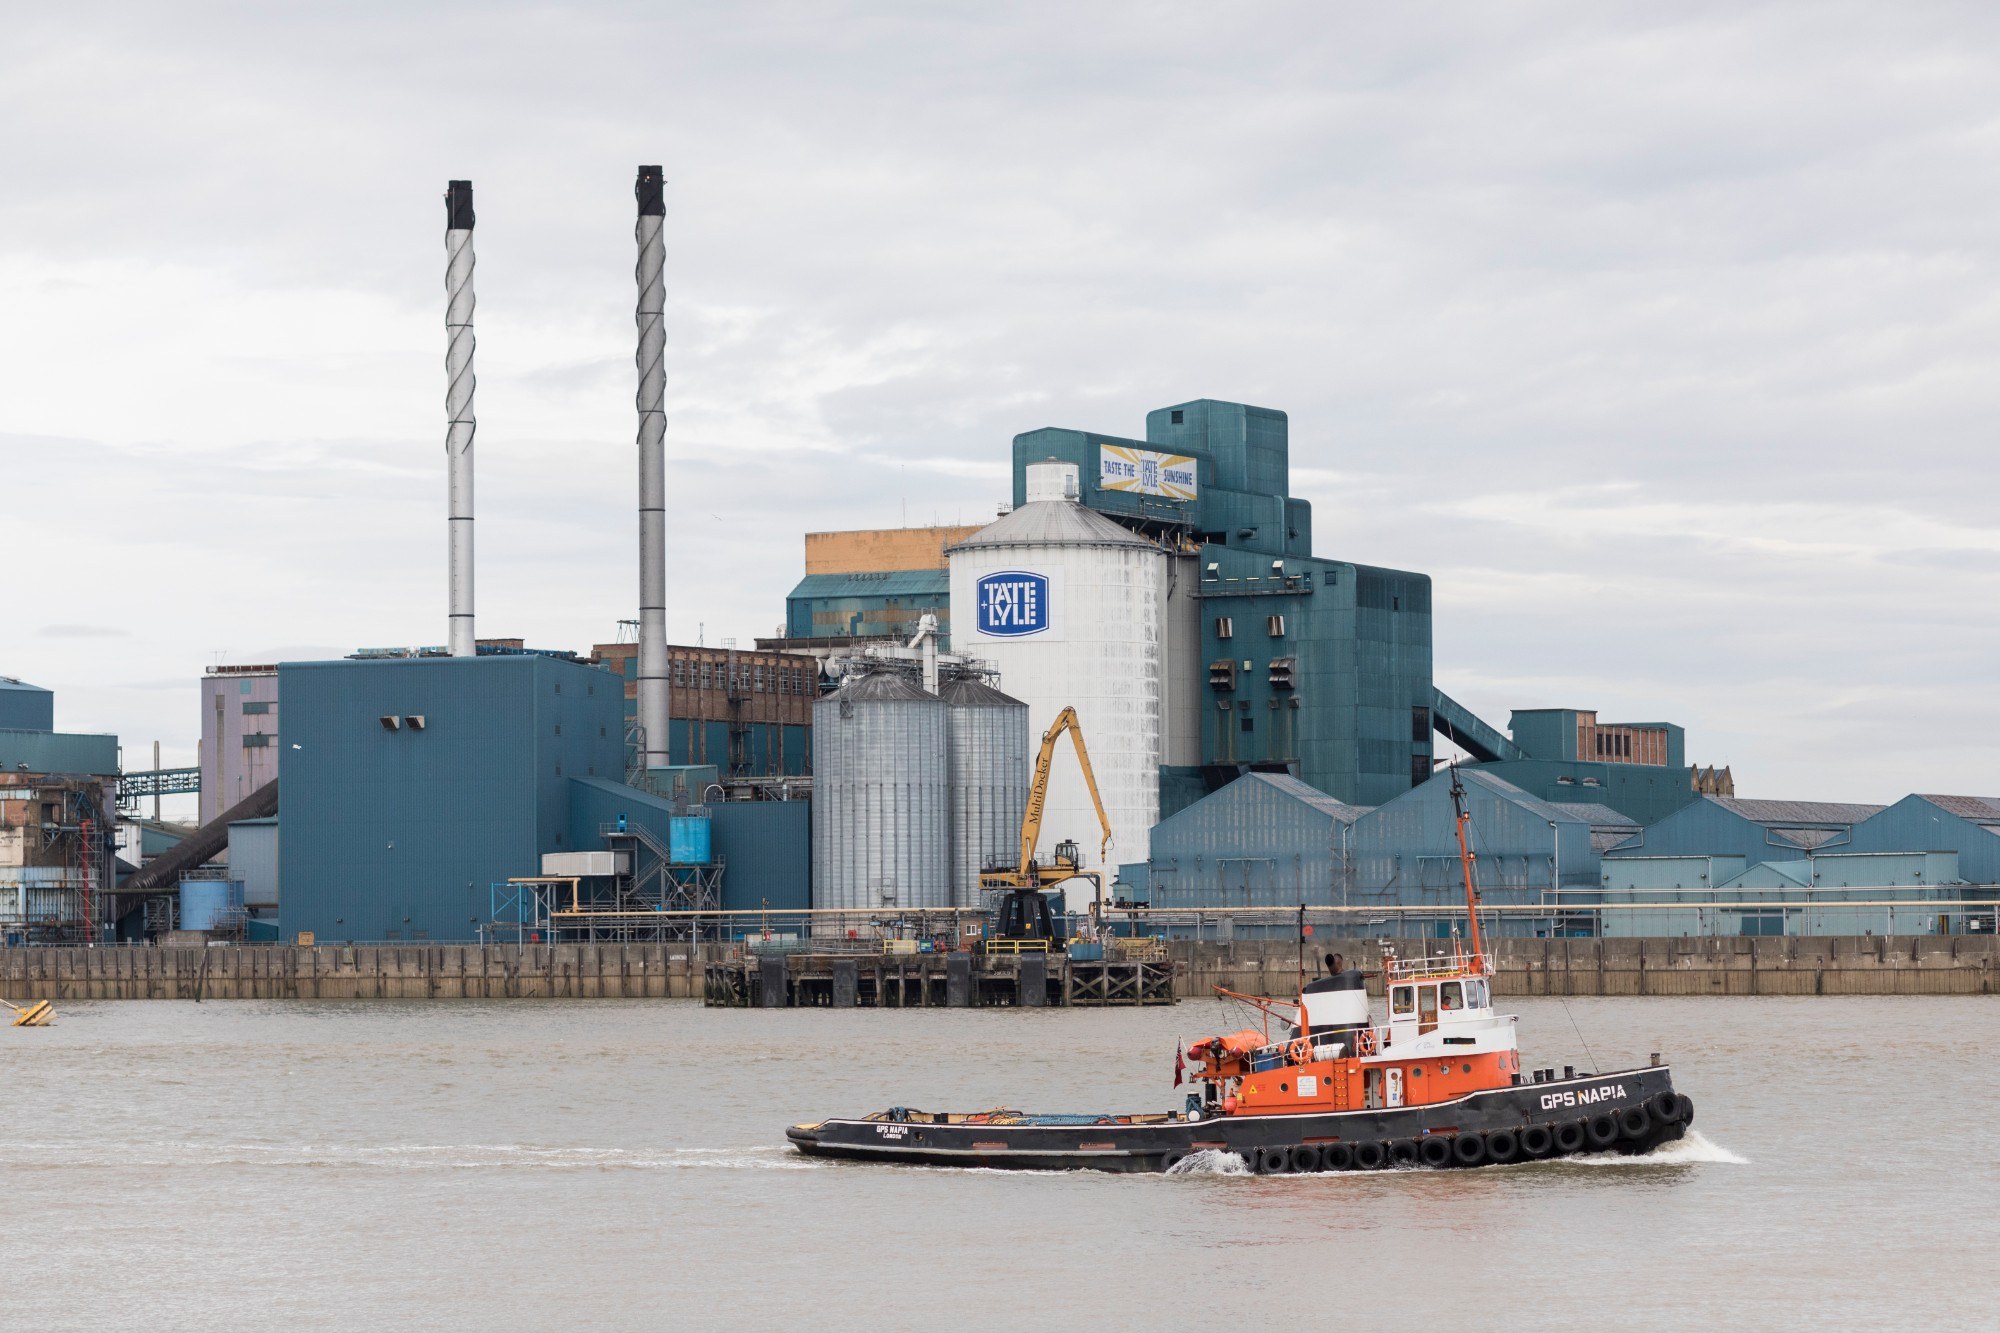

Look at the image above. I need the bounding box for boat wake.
[1164,1149,1251,1176]
[2,1141,828,1172]
[1561,1130,1748,1167]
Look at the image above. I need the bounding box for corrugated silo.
[941,676,1030,907]
[811,670,950,911]
[947,461,1167,872]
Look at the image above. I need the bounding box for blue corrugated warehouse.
[1602,796,1886,875]
[1350,769,1603,921]
[1846,795,2000,887]
[1144,772,1368,909]
[278,654,623,942]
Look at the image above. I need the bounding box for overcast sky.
[5,1,1997,804]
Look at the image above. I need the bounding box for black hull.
[788,1067,1689,1174]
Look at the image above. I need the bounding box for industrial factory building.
[589,639,812,777]
[784,525,978,646]
[20,168,1988,953]
[1135,766,1637,932]
[1602,796,1887,874]
[0,677,119,943]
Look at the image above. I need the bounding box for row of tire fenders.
[1168,1091,1695,1175]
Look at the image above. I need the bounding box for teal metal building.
[1457,708,1702,826]
[1014,398,1436,808]
[277,654,624,942]
[1846,795,2000,887]
[784,571,950,644]
[0,677,55,732]
[1142,772,1368,910]
[566,776,811,915]
[1602,797,1885,874]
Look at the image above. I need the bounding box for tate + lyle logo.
[976,570,1050,637]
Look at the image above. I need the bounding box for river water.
[2,995,1992,1329]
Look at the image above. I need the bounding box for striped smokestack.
[634,165,670,768]
[444,179,477,658]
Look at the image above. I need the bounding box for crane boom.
[1017,706,1111,875]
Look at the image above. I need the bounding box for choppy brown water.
[2,995,1993,1329]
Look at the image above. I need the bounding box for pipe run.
[444,179,477,658]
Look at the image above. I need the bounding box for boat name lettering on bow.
[1538,1084,1629,1110]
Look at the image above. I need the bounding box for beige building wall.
[804,526,981,575]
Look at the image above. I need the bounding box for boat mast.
[1448,765,1486,965]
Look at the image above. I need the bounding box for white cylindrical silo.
[947,462,1166,877]
[810,669,950,912]
[942,676,1030,908]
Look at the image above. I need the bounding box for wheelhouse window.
[1390,985,1415,1016]
[1440,981,1464,1011]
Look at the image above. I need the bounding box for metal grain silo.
[811,669,950,911]
[946,460,1167,872]
[942,676,1030,907]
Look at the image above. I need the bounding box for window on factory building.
[1171,409,1184,423]
[700,664,712,689]
[1216,617,1234,639]
[240,681,252,695]
[1240,716,1254,734]
[755,666,767,692]
[1392,595,1401,611]
[243,701,271,715]
[1323,569,1338,586]
[1412,706,1430,742]
[243,735,270,748]
[1267,615,1285,637]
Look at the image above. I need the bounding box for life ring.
[1585,1113,1619,1148]
[1649,1091,1682,1126]
[1485,1130,1520,1164]
[1419,1136,1453,1168]
[1356,1029,1379,1056]
[1452,1133,1487,1167]
[1618,1106,1651,1140]
[1553,1120,1587,1154]
[1519,1124,1554,1157]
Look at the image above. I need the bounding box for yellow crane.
[980,706,1113,942]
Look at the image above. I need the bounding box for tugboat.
[787,768,1695,1174]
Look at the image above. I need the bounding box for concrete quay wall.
[0,935,1993,1002]
[1172,935,2000,998]
[0,943,704,1002]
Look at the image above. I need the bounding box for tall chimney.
[634,165,670,769]
[444,179,477,658]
